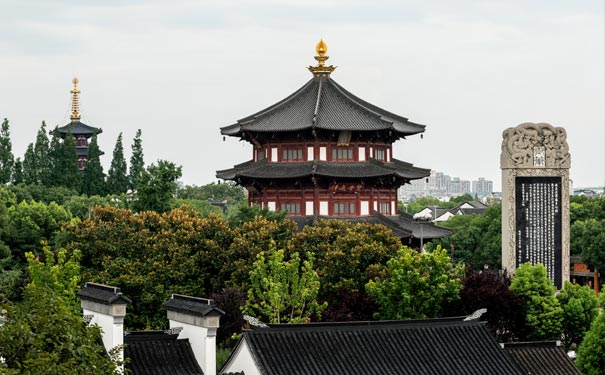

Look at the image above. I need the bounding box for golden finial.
[70,77,81,121]
[308,38,336,77]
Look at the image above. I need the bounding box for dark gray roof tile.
[163,294,224,317]
[504,342,581,375]
[77,282,132,305]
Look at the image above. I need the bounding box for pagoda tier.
[56,120,102,139]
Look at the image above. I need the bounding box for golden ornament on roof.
[70,77,81,121]
[308,38,336,76]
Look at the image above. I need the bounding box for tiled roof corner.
[77,282,132,305]
[163,294,225,317]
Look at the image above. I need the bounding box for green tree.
[61,129,81,191]
[429,203,502,269]
[48,126,62,185]
[556,281,599,348]
[129,128,144,190]
[107,133,129,195]
[0,246,121,374]
[366,246,463,320]
[571,218,605,271]
[0,118,14,184]
[8,183,78,205]
[11,157,23,185]
[64,206,234,329]
[243,245,326,323]
[510,263,563,340]
[22,143,37,184]
[133,160,182,213]
[33,121,51,185]
[576,286,605,375]
[81,131,105,196]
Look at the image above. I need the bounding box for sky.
[1,0,603,191]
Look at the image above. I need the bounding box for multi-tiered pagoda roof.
[217,40,450,243]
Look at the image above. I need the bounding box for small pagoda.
[217,40,450,244]
[53,78,103,170]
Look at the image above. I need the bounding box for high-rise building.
[472,177,493,196]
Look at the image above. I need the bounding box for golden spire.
[308,38,336,76]
[70,77,81,121]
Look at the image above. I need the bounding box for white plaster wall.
[271,148,277,162]
[319,147,327,161]
[267,201,276,211]
[169,319,216,375]
[221,340,260,375]
[373,200,378,211]
[360,201,369,215]
[306,201,314,216]
[319,201,328,215]
[391,201,396,215]
[307,146,314,161]
[358,147,366,161]
[387,149,391,162]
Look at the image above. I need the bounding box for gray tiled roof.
[221,76,425,138]
[504,342,581,375]
[215,158,429,181]
[56,120,102,136]
[124,331,203,375]
[387,212,453,239]
[163,294,224,318]
[77,282,132,305]
[222,318,525,375]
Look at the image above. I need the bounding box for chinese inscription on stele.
[501,122,571,289]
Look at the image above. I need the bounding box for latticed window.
[78,156,87,170]
[256,149,265,161]
[281,203,301,215]
[76,136,88,148]
[282,149,303,161]
[332,148,354,161]
[333,202,356,216]
[374,149,385,161]
[379,202,390,214]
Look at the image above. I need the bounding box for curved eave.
[55,121,102,136]
[216,158,430,181]
[219,76,426,138]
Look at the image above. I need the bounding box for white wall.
[221,339,260,375]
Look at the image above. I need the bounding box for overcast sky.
[1,0,603,191]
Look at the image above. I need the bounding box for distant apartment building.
[398,171,492,200]
[472,177,493,196]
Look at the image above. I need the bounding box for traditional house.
[216,40,450,245]
[415,200,488,222]
[53,78,103,170]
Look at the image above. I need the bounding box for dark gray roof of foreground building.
[124,331,203,375]
[221,76,425,138]
[216,158,430,181]
[504,342,581,375]
[222,318,524,375]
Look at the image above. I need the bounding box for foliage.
[2,198,72,261]
[177,181,247,215]
[11,157,23,185]
[571,218,605,271]
[107,132,129,195]
[243,246,325,323]
[366,246,463,320]
[8,183,78,205]
[428,203,502,269]
[570,195,605,223]
[576,307,605,375]
[65,206,234,329]
[134,160,182,213]
[227,204,286,228]
[81,131,105,196]
[403,194,476,214]
[442,269,524,342]
[22,143,37,185]
[0,118,14,184]
[290,220,400,321]
[225,215,296,288]
[510,263,563,340]
[0,247,120,374]
[172,197,222,216]
[556,281,599,348]
[211,287,247,348]
[55,128,81,191]
[129,129,145,190]
[33,121,51,186]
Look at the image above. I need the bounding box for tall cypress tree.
[12,157,24,185]
[81,131,105,196]
[129,129,144,191]
[0,118,14,184]
[107,132,128,195]
[33,121,51,185]
[23,143,37,184]
[48,126,62,186]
